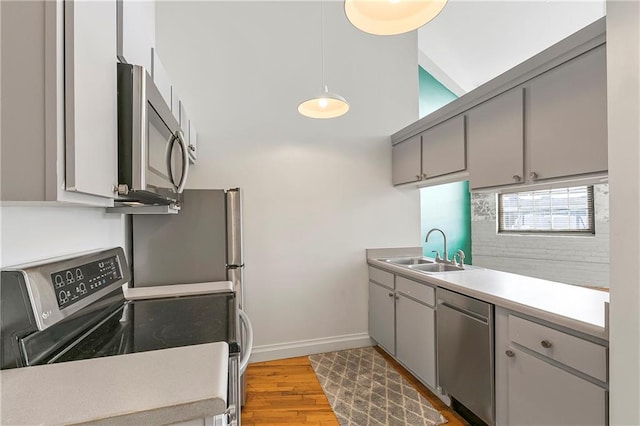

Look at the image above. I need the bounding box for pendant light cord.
[320,0,326,92]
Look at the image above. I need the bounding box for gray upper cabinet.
[392,19,607,191]
[526,45,608,182]
[468,88,524,190]
[392,135,421,185]
[65,0,118,200]
[179,101,197,164]
[117,0,155,72]
[392,116,466,186]
[188,120,198,164]
[1,0,116,206]
[151,49,173,110]
[421,115,466,180]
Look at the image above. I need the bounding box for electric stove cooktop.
[54,292,238,363]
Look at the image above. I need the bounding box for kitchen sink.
[408,263,465,273]
[378,257,434,265]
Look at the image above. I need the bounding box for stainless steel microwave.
[116,63,189,206]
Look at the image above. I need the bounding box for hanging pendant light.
[298,0,349,119]
[298,85,350,119]
[344,0,448,36]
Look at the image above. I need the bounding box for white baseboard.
[249,332,374,363]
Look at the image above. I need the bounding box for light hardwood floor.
[242,356,339,425]
[241,346,467,426]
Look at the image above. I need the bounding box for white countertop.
[367,248,609,341]
[0,342,229,425]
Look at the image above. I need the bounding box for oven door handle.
[238,309,253,375]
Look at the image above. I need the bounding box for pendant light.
[344,0,448,36]
[298,0,349,119]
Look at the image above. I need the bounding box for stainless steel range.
[0,247,243,425]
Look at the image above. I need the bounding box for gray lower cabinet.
[495,308,608,426]
[526,45,608,181]
[368,280,395,354]
[396,293,436,389]
[368,267,437,389]
[468,88,524,190]
[506,346,606,426]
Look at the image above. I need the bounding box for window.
[498,186,595,234]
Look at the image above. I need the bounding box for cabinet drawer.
[396,276,435,306]
[509,315,607,382]
[368,267,394,289]
[507,345,607,426]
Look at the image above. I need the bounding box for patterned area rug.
[309,347,447,426]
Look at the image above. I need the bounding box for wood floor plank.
[242,356,337,425]
[241,350,468,426]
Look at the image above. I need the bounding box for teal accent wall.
[419,66,457,118]
[420,181,472,263]
[418,67,472,263]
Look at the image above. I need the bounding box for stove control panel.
[50,256,123,309]
[2,247,131,331]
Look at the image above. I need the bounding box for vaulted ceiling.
[418,0,606,95]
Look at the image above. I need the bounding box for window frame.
[497,186,595,235]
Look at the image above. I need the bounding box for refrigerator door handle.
[226,188,243,268]
[239,309,253,375]
[226,264,244,270]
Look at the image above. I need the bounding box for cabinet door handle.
[541,340,553,348]
[422,172,428,179]
[415,174,422,180]
[530,171,539,180]
[512,175,521,182]
[388,292,394,297]
[394,295,400,300]
[505,350,515,358]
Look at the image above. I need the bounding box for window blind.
[498,186,595,234]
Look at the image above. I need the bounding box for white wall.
[0,206,125,267]
[155,1,420,360]
[607,1,640,423]
[471,184,610,288]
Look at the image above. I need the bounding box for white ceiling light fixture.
[298,0,349,119]
[344,0,448,36]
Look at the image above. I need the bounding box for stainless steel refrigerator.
[131,188,245,309]
[131,188,251,410]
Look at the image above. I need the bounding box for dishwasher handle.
[438,300,489,325]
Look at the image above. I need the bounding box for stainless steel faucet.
[425,228,448,263]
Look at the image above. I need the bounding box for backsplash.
[0,206,125,267]
[471,184,609,288]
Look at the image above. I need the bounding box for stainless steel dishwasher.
[437,288,494,425]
